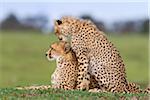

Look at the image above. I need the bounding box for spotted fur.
[54,16,149,93]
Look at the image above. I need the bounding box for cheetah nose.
[45,54,48,56]
[59,37,62,40]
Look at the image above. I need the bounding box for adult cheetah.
[54,16,133,93]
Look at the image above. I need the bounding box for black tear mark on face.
[56,20,62,25]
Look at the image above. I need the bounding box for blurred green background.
[0,31,148,88]
[0,2,149,89]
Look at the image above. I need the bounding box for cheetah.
[46,41,78,90]
[46,41,100,90]
[54,16,128,92]
[17,41,77,90]
[54,16,149,93]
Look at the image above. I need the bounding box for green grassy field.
[0,31,149,99]
[0,88,149,100]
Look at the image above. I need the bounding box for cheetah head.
[54,16,80,41]
[46,41,70,61]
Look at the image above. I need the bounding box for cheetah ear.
[64,42,71,54]
[56,20,62,25]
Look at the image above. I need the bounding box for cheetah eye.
[56,20,62,25]
[50,46,54,50]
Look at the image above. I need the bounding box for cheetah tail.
[143,87,150,94]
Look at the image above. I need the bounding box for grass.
[0,31,149,99]
[0,87,149,100]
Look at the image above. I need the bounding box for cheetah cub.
[46,41,78,90]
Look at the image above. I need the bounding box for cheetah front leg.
[75,49,90,90]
